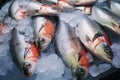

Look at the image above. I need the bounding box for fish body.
[10,28,39,77]
[9,0,58,20]
[76,14,113,63]
[92,5,120,35]
[54,21,89,78]
[32,16,55,51]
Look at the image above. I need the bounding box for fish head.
[73,66,88,79]
[36,36,51,51]
[23,60,36,77]
[94,42,113,63]
[22,43,39,77]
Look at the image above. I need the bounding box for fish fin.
[79,46,90,68]
[103,0,111,8]
[85,35,91,42]
[92,32,103,41]
[104,32,112,45]
[111,21,120,30]
[80,56,90,68]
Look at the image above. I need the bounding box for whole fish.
[76,14,113,63]
[109,0,120,17]
[10,28,39,77]
[9,0,58,20]
[32,16,55,51]
[54,21,90,78]
[92,5,120,35]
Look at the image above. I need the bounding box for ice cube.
[35,53,65,80]
[68,11,82,27]
[112,55,120,68]
[98,64,111,73]
[111,43,120,56]
[59,12,76,23]
[89,65,100,77]
[63,67,73,79]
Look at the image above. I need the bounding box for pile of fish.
[1,0,120,80]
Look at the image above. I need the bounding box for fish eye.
[103,45,111,53]
[52,7,57,10]
[39,37,46,44]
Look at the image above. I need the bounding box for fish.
[92,5,120,35]
[54,21,90,79]
[10,28,39,77]
[9,0,58,20]
[76,14,113,63]
[32,16,55,51]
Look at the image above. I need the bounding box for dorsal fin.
[111,21,120,28]
[85,35,91,42]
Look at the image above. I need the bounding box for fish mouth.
[25,72,32,77]
[102,55,113,63]
[73,67,86,77]
[23,62,33,77]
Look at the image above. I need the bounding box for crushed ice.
[1,0,120,80]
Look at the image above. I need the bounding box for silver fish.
[9,0,58,20]
[32,16,55,51]
[10,28,39,77]
[54,21,89,78]
[92,5,120,35]
[76,14,113,63]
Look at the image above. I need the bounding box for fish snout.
[36,36,51,51]
[73,67,85,78]
[23,62,32,77]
